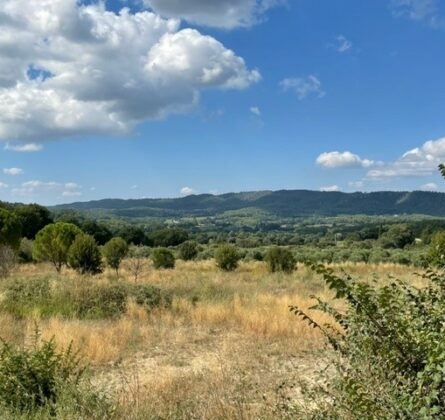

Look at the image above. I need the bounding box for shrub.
[428,231,445,268]
[0,333,83,412]
[127,245,149,281]
[152,247,175,269]
[264,247,296,273]
[18,238,34,263]
[33,223,82,273]
[102,237,129,274]
[0,208,22,249]
[0,245,16,278]
[292,265,445,418]
[215,244,240,271]
[68,234,103,275]
[129,284,172,311]
[179,240,198,261]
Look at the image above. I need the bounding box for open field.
[0,260,421,419]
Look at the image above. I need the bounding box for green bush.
[68,234,103,275]
[179,240,198,261]
[264,247,296,273]
[152,247,175,269]
[0,333,83,412]
[215,244,240,271]
[292,265,445,418]
[0,208,22,249]
[102,237,129,274]
[129,284,172,311]
[18,238,34,263]
[428,231,445,268]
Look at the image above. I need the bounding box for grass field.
[0,261,420,419]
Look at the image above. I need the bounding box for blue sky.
[1,0,445,204]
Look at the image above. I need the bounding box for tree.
[118,226,147,246]
[379,224,414,249]
[179,240,198,261]
[15,204,53,239]
[0,208,22,249]
[102,237,129,274]
[428,231,445,268]
[33,223,82,273]
[265,246,296,273]
[149,228,189,247]
[81,220,113,245]
[68,234,102,275]
[215,244,240,272]
[152,248,175,269]
[127,245,150,281]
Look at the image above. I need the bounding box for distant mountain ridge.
[52,190,445,218]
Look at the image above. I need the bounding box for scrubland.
[0,261,419,419]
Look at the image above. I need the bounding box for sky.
[1,0,445,204]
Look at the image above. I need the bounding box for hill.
[52,190,445,218]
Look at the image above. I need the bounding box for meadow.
[0,259,420,419]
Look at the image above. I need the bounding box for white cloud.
[3,167,24,176]
[366,137,445,180]
[142,0,286,29]
[250,106,261,116]
[0,182,8,189]
[280,75,325,100]
[0,1,260,143]
[320,185,341,192]
[390,0,442,26]
[334,35,352,53]
[4,143,43,152]
[316,151,376,169]
[180,186,196,196]
[12,180,82,197]
[420,182,438,191]
[348,180,365,190]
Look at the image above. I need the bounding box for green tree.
[33,223,82,273]
[428,231,445,268]
[179,240,198,261]
[215,244,240,271]
[0,208,22,249]
[264,246,296,273]
[81,220,113,245]
[68,234,102,275]
[102,237,129,274]
[152,248,175,269]
[379,224,414,249]
[15,204,53,239]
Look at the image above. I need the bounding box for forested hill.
[52,190,445,218]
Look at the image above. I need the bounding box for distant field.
[0,260,420,419]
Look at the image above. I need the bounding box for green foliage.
[179,240,198,261]
[292,265,445,418]
[33,223,82,273]
[0,332,83,412]
[68,234,102,275]
[215,244,240,271]
[428,231,445,268]
[152,247,175,269]
[379,223,415,249]
[81,220,112,245]
[15,204,53,240]
[0,245,17,278]
[18,238,34,263]
[129,284,172,311]
[102,237,129,274]
[0,208,22,249]
[264,247,296,273]
[149,228,189,247]
[118,225,147,245]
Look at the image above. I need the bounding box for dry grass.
[2,260,421,418]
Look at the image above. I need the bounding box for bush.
[129,284,172,311]
[0,245,16,278]
[264,247,296,273]
[0,208,22,249]
[33,223,82,273]
[68,234,103,275]
[215,244,240,271]
[152,247,175,269]
[428,231,445,268]
[18,238,34,263]
[127,245,150,281]
[102,237,129,274]
[179,240,198,261]
[292,265,445,418]
[0,333,83,412]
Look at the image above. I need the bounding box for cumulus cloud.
[280,75,325,100]
[366,137,445,180]
[390,0,442,26]
[316,151,376,169]
[180,186,196,196]
[333,35,352,53]
[12,180,81,197]
[142,0,286,29]
[420,182,438,191]
[4,143,43,152]
[320,185,341,192]
[250,106,261,116]
[3,167,23,176]
[0,0,260,143]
